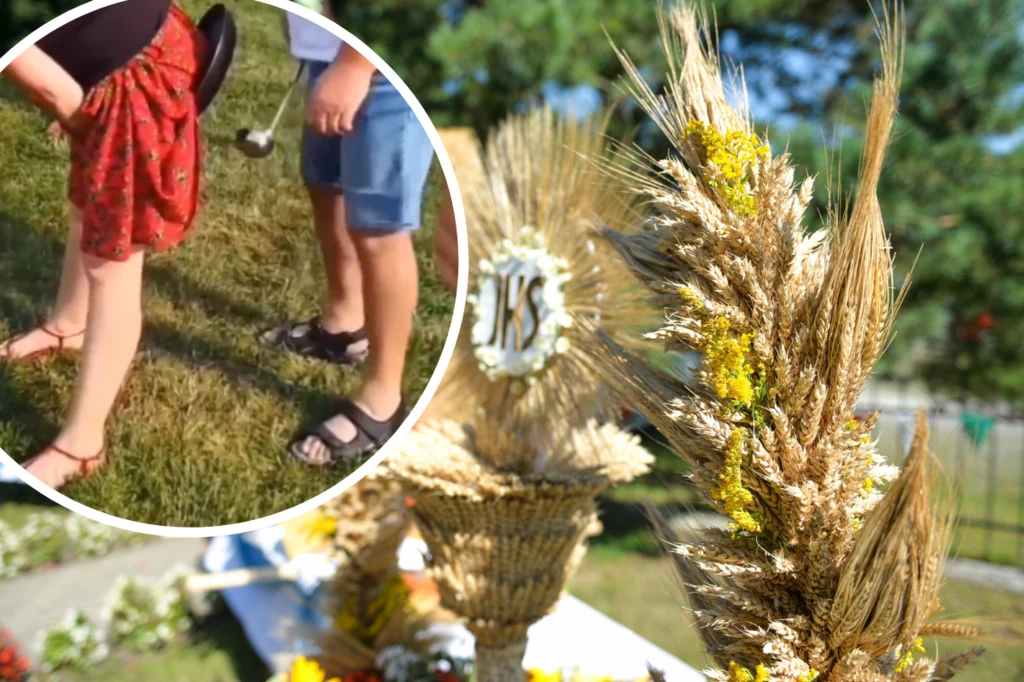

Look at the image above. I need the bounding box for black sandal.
[261,317,368,365]
[290,399,408,467]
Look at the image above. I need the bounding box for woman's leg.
[24,247,144,488]
[0,207,90,358]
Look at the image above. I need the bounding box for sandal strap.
[312,321,368,345]
[49,444,105,463]
[39,325,85,350]
[309,422,350,452]
[268,317,367,357]
[337,400,406,445]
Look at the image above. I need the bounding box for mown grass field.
[17,539,1022,682]
[0,0,455,526]
[570,551,1024,682]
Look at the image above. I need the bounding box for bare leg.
[296,229,417,461]
[311,187,365,335]
[1,207,90,359]
[24,248,144,489]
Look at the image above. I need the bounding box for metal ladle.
[234,62,306,159]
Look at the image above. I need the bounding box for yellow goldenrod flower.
[333,574,410,644]
[300,513,337,541]
[678,286,706,311]
[528,669,563,682]
[797,669,819,682]
[702,315,756,407]
[727,661,753,682]
[286,655,339,682]
[683,120,769,216]
[893,638,925,673]
[712,429,761,534]
[727,661,770,682]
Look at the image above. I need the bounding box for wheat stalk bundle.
[311,473,446,678]
[387,109,654,681]
[597,3,985,681]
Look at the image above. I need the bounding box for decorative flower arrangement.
[470,225,574,384]
[527,670,651,682]
[36,609,109,674]
[375,647,473,682]
[599,2,984,681]
[30,565,198,675]
[424,106,654,469]
[271,655,340,682]
[301,474,460,681]
[274,650,655,682]
[0,626,30,682]
[388,108,654,682]
[0,511,147,579]
[100,564,194,652]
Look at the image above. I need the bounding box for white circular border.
[0,0,469,538]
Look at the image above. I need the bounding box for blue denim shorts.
[301,60,434,232]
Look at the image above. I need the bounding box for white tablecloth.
[203,533,704,681]
[0,463,24,484]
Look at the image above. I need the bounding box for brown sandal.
[1,326,85,364]
[22,444,107,489]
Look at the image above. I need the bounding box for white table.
[0,463,24,484]
[203,533,704,681]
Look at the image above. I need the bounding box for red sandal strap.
[39,326,86,351]
[48,444,105,463]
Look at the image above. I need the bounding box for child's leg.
[297,230,417,460]
[24,247,144,488]
[0,207,90,359]
[310,185,365,335]
[293,79,432,463]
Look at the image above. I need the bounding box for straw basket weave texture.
[388,420,651,682]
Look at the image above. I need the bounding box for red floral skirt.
[69,4,206,262]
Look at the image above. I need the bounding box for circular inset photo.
[0,0,466,531]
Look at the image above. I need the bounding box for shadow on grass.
[189,606,270,682]
[0,208,69,455]
[0,482,60,507]
[0,203,339,454]
[141,319,341,416]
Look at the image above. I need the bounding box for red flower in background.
[343,671,382,682]
[0,626,30,682]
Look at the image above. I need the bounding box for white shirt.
[286,7,343,63]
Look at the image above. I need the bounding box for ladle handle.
[269,62,307,134]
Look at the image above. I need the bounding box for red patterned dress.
[68,4,206,261]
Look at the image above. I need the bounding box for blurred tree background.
[4,0,1024,404]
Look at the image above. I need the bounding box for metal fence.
[858,383,1024,567]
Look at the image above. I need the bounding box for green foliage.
[5,0,1023,402]
[773,0,1024,402]
[336,0,662,135]
[1,0,86,52]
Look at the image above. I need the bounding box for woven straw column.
[389,421,651,682]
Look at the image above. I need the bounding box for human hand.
[4,46,85,136]
[305,51,376,136]
[435,184,460,294]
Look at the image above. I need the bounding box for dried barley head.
[427,107,653,473]
[600,2,983,680]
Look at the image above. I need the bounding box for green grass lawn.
[570,551,1024,681]
[0,0,454,527]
